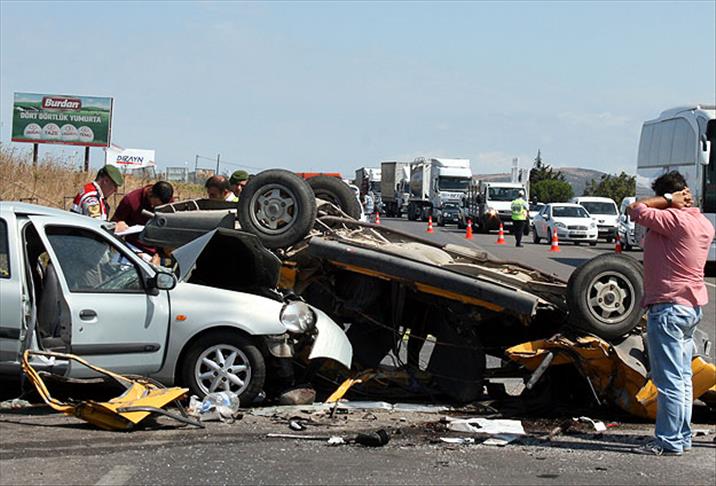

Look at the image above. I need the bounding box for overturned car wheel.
[239,169,317,249]
[181,331,266,403]
[307,175,362,219]
[567,254,644,339]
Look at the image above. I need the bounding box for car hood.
[172,228,281,291]
[553,217,593,226]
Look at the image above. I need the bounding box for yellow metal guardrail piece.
[22,350,201,431]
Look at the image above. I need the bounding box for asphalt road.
[1,216,715,486]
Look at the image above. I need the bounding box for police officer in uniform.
[510,189,529,247]
[71,165,123,221]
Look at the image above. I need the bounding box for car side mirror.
[148,271,176,294]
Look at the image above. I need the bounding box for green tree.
[582,171,636,204]
[531,179,574,203]
[529,149,566,185]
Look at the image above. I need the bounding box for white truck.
[380,161,411,217]
[407,157,472,221]
[465,181,529,232]
[635,105,715,262]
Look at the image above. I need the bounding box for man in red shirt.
[629,171,714,456]
[112,181,174,226]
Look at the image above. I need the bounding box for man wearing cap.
[510,189,529,247]
[229,170,250,199]
[71,165,123,221]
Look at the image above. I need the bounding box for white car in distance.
[571,196,619,242]
[532,203,598,246]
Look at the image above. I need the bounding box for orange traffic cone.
[549,227,561,253]
[496,223,506,245]
[614,233,622,254]
[465,219,473,239]
[374,212,381,225]
[426,216,434,234]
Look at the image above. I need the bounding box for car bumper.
[556,229,598,241]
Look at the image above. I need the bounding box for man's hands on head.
[671,189,693,209]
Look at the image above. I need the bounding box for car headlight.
[487,208,497,215]
[280,301,316,334]
[555,222,567,229]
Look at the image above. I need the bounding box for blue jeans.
[647,303,702,452]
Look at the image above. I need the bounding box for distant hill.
[473,167,607,197]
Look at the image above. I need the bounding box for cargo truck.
[380,161,411,217]
[407,157,472,221]
[465,181,529,233]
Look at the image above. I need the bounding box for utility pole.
[194,154,199,183]
[215,153,220,174]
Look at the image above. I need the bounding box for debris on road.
[278,387,316,406]
[445,417,526,436]
[0,399,32,410]
[574,416,607,432]
[188,392,241,423]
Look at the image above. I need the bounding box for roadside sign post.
[11,92,113,172]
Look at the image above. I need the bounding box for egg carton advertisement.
[11,92,113,147]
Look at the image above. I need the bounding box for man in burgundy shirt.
[628,171,715,456]
[112,181,174,226]
[112,181,174,256]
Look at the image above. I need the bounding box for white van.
[570,196,619,242]
[635,105,716,262]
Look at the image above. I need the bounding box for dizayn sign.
[105,146,156,169]
[11,92,113,147]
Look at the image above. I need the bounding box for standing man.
[205,175,237,202]
[229,170,250,198]
[71,165,123,221]
[510,189,529,247]
[629,171,714,456]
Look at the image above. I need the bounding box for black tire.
[567,254,644,339]
[307,176,362,219]
[532,228,541,244]
[180,331,266,403]
[589,242,597,246]
[238,169,317,249]
[407,204,417,221]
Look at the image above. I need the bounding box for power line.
[195,154,263,171]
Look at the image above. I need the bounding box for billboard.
[11,92,113,147]
[105,146,156,169]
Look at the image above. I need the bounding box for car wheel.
[181,331,266,403]
[306,175,362,219]
[532,229,541,244]
[589,241,597,246]
[238,169,317,249]
[567,254,644,339]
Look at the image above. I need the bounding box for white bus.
[636,105,716,262]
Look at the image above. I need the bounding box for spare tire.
[306,175,362,219]
[238,169,317,249]
[566,253,644,339]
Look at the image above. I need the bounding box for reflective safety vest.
[71,182,108,220]
[510,198,528,221]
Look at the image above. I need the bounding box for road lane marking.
[96,465,137,486]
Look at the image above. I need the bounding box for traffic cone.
[549,227,561,253]
[496,223,506,245]
[614,233,622,254]
[426,216,434,234]
[374,212,381,225]
[465,219,473,239]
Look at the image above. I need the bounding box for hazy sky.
[1,1,714,176]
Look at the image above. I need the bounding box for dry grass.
[0,145,205,217]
